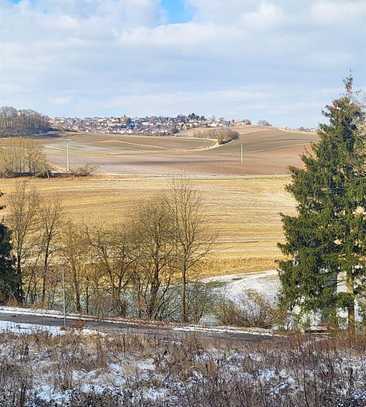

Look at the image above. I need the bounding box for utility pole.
[66,142,70,172]
[241,144,244,166]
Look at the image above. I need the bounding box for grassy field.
[0,174,296,277]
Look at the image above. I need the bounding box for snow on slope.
[203,269,280,302]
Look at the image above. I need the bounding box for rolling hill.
[37,126,318,176]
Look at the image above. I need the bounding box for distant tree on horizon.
[0,106,50,136]
[257,120,272,127]
[278,76,366,334]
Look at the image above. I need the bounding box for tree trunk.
[72,269,82,313]
[182,264,187,323]
[348,300,356,336]
[347,274,356,336]
[75,289,81,313]
[41,253,49,307]
[148,265,160,319]
[15,259,24,304]
[85,283,89,315]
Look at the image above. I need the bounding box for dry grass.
[0,174,295,277]
[0,330,365,406]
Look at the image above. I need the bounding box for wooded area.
[0,106,50,136]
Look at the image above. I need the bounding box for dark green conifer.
[278,76,366,333]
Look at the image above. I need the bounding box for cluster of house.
[50,114,250,136]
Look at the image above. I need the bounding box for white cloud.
[311,0,366,24]
[49,96,73,106]
[22,0,161,24]
[188,0,286,28]
[240,3,286,29]
[188,0,257,21]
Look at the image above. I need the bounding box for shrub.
[215,289,285,329]
[215,129,240,145]
[186,282,216,323]
[190,128,240,145]
[71,163,97,177]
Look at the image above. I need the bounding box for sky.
[0,0,365,127]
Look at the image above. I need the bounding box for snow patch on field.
[203,269,280,302]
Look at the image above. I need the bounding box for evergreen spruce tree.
[278,77,366,333]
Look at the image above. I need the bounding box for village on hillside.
[50,114,246,135]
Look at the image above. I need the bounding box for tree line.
[0,106,50,136]
[0,138,50,177]
[0,138,97,178]
[0,179,215,323]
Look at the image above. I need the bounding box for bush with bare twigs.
[215,289,286,329]
[71,163,97,177]
[190,128,239,145]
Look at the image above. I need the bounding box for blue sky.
[10,0,192,22]
[0,0,365,127]
[161,0,192,23]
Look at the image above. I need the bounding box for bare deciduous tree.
[166,178,216,322]
[6,181,40,303]
[86,224,134,316]
[131,198,176,320]
[37,197,63,306]
[60,221,88,313]
[0,138,50,177]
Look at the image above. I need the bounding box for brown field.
[0,127,316,276]
[0,174,296,277]
[35,126,318,177]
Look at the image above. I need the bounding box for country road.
[0,271,282,344]
[0,309,276,344]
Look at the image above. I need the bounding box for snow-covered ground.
[0,319,101,336]
[173,325,273,336]
[0,327,363,406]
[203,269,280,302]
[0,320,63,335]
